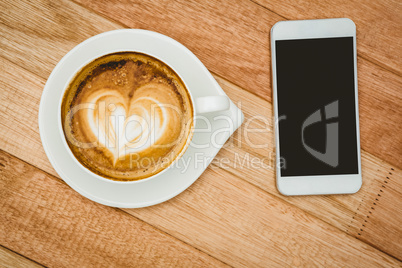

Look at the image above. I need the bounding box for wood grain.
[0,0,401,266]
[0,0,121,78]
[0,56,401,264]
[254,0,402,76]
[72,0,275,100]
[0,246,43,268]
[77,0,402,168]
[0,149,400,267]
[213,76,402,261]
[0,150,227,268]
[1,0,400,168]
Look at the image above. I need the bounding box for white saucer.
[39,29,243,208]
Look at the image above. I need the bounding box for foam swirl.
[82,83,180,165]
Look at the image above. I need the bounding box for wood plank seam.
[212,73,270,115]
[70,0,128,29]
[354,54,402,78]
[0,244,45,267]
[248,0,286,21]
[247,0,402,78]
[115,206,234,267]
[0,149,230,267]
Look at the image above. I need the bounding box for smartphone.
[271,18,362,195]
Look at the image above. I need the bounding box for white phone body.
[271,18,362,195]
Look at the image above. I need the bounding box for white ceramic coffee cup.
[58,50,230,184]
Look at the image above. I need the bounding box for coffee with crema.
[61,52,193,181]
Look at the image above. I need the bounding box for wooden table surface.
[1,0,401,267]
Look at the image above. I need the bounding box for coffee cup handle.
[195,96,230,114]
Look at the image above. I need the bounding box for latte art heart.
[85,84,172,165]
[61,52,193,181]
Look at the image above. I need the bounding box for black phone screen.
[275,37,359,177]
